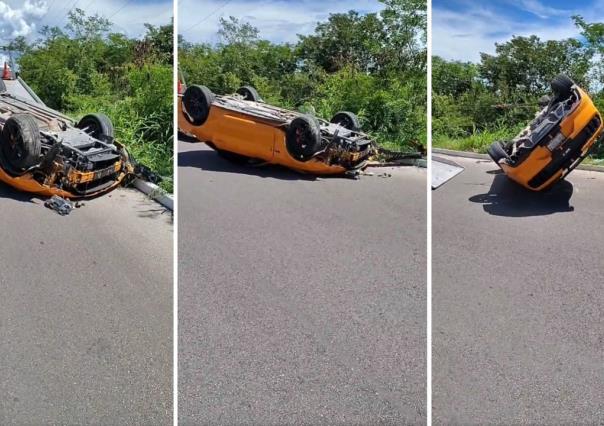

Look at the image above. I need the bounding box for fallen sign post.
[432,156,464,189]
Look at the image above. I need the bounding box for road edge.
[133,178,174,211]
[433,148,604,173]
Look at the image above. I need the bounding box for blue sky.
[0,0,172,43]
[433,0,604,62]
[179,0,384,44]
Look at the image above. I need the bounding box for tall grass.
[433,124,522,153]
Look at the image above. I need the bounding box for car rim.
[296,126,308,149]
[4,127,22,164]
[188,94,204,119]
[82,120,99,136]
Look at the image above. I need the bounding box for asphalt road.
[433,155,604,424]
[0,186,173,425]
[178,141,427,425]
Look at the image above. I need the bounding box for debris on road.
[432,156,464,189]
[44,195,74,216]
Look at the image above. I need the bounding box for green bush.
[16,10,173,192]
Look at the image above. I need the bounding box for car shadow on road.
[0,184,41,203]
[178,148,319,181]
[469,172,574,217]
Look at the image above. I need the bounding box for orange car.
[488,74,603,191]
[0,65,133,198]
[178,83,399,176]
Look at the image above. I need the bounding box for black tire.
[183,85,214,126]
[330,111,361,131]
[237,85,262,102]
[77,113,114,140]
[0,113,41,171]
[551,74,574,99]
[285,115,322,162]
[487,140,510,164]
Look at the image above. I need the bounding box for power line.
[43,0,68,23]
[108,0,135,19]
[45,0,57,12]
[82,0,97,13]
[183,0,232,32]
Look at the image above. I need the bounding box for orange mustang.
[0,64,133,198]
[178,83,388,176]
[488,74,603,191]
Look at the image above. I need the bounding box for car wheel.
[551,74,574,100]
[77,113,114,141]
[0,113,41,171]
[183,85,215,126]
[330,111,361,131]
[286,115,321,162]
[236,85,262,102]
[487,140,510,164]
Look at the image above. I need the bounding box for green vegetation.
[179,0,427,150]
[433,15,604,157]
[12,10,173,192]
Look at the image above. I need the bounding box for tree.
[218,16,259,46]
[297,11,385,73]
[432,56,478,97]
[479,35,592,98]
[379,0,427,73]
[135,22,174,65]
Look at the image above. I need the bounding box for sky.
[433,0,604,62]
[178,0,385,44]
[0,0,172,43]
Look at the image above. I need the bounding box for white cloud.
[510,0,570,19]
[179,0,384,44]
[432,3,592,62]
[0,0,172,42]
[0,0,48,39]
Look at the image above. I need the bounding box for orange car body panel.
[0,164,131,199]
[178,96,347,175]
[501,87,603,191]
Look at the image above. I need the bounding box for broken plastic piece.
[44,195,74,216]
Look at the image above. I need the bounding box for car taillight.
[178,80,185,95]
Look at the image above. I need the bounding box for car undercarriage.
[0,89,132,196]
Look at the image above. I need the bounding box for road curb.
[433,147,604,173]
[133,178,173,211]
[433,148,490,160]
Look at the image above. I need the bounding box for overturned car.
[488,74,603,191]
[0,65,134,198]
[178,83,421,176]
